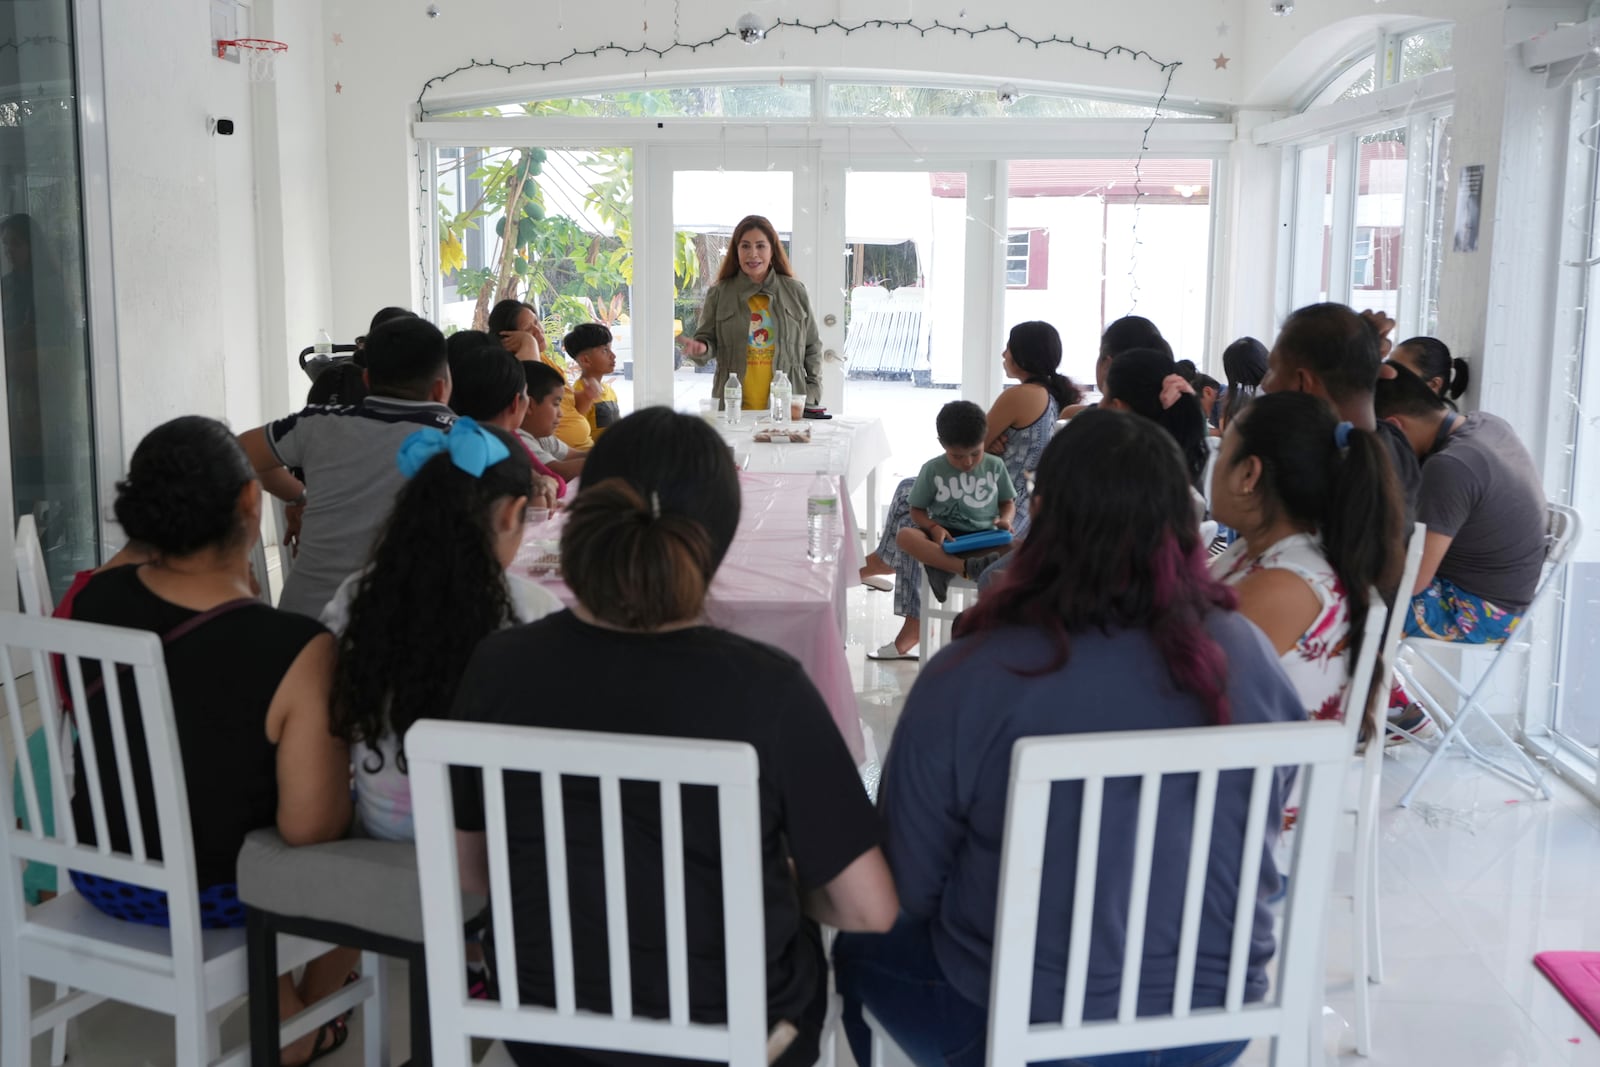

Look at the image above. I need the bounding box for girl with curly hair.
[325,418,559,840]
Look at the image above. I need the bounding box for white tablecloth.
[512,471,866,762]
[718,414,890,494]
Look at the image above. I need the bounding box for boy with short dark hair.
[239,315,455,618]
[558,322,621,448]
[867,400,1015,660]
[519,360,586,482]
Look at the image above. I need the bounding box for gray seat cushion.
[235,828,447,943]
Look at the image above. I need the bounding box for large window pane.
[1349,127,1407,320]
[434,85,813,120]
[827,84,1214,119]
[435,145,636,407]
[1400,24,1453,81]
[0,0,99,595]
[1290,143,1337,308]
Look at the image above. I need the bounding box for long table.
[717,414,890,545]
[511,471,867,762]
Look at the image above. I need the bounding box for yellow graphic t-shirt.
[743,294,775,410]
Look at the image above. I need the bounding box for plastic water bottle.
[723,374,743,427]
[314,328,333,356]
[807,471,839,562]
[770,371,793,424]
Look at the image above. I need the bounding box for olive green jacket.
[690,272,822,405]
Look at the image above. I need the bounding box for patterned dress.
[999,391,1060,539]
[1211,533,1351,723]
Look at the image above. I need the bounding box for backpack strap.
[81,597,261,704]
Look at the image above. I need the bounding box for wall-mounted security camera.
[207,117,236,136]
[1268,0,1294,14]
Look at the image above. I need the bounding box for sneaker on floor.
[1386,703,1438,745]
[867,642,919,661]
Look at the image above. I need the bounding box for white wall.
[100,0,256,456]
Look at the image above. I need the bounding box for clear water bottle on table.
[770,371,793,425]
[724,374,743,428]
[807,470,839,563]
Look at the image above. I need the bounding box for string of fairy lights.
[413,17,1183,319]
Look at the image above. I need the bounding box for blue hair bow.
[1333,421,1354,450]
[396,417,510,479]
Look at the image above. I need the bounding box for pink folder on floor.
[1534,951,1600,1036]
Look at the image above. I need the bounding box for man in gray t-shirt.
[240,317,455,618]
[1376,366,1546,639]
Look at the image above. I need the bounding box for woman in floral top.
[1208,391,1404,739]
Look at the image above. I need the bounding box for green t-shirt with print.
[908,453,1016,535]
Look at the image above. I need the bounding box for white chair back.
[1338,596,1390,750]
[1544,503,1582,579]
[0,614,201,926]
[984,720,1350,1065]
[270,497,295,581]
[15,515,54,617]
[408,720,770,1066]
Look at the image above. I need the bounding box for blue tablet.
[941,529,1013,555]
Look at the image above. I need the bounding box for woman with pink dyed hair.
[835,410,1307,1067]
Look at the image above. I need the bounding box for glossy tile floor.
[17,585,1600,1065]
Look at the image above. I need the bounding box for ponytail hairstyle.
[1104,347,1211,490]
[957,410,1237,724]
[1392,336,1469,403]
[330,422,532,770]
[1226,392,1404,739]
[561,408,741,630]
[1006,321,1081,408]
[1221,336,1268,424]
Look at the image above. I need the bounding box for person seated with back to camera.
[447,339,565,503]
[448,407,897,1067]
[519,360,587,482]
[239,316,457,619]
[323,418,559,843]
[1259,303,1422,524]
[835,410,1306,1067]
[1060,314,1173,418]
[1374,361,1548,645]
[71,416,357,1065]
[1208,391,1403,737]
[867,400,1016,661]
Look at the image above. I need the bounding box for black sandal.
[303,1017,349,1064]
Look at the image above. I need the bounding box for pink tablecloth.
[512,472,865,762]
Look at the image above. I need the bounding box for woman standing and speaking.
[679,214,824,415]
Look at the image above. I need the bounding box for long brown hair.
[714,215,795,283]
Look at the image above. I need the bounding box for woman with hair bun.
[448,408,898,1067]
[68,415,356,1064]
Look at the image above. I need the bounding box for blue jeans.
[835,918,1248,1067]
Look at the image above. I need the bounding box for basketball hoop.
[216,38,287,82]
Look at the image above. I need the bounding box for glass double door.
[0,0,100,603]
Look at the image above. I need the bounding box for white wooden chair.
[15,514,53,617]
[917,572,978,661]
[0,612,374,1067]
[248,534,275,607]
[866,719,1352,1067]
[1392,503,1582,807]
[13,515,72,1066]
[408,719,771,1065]
[1340,524,1425,1057]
